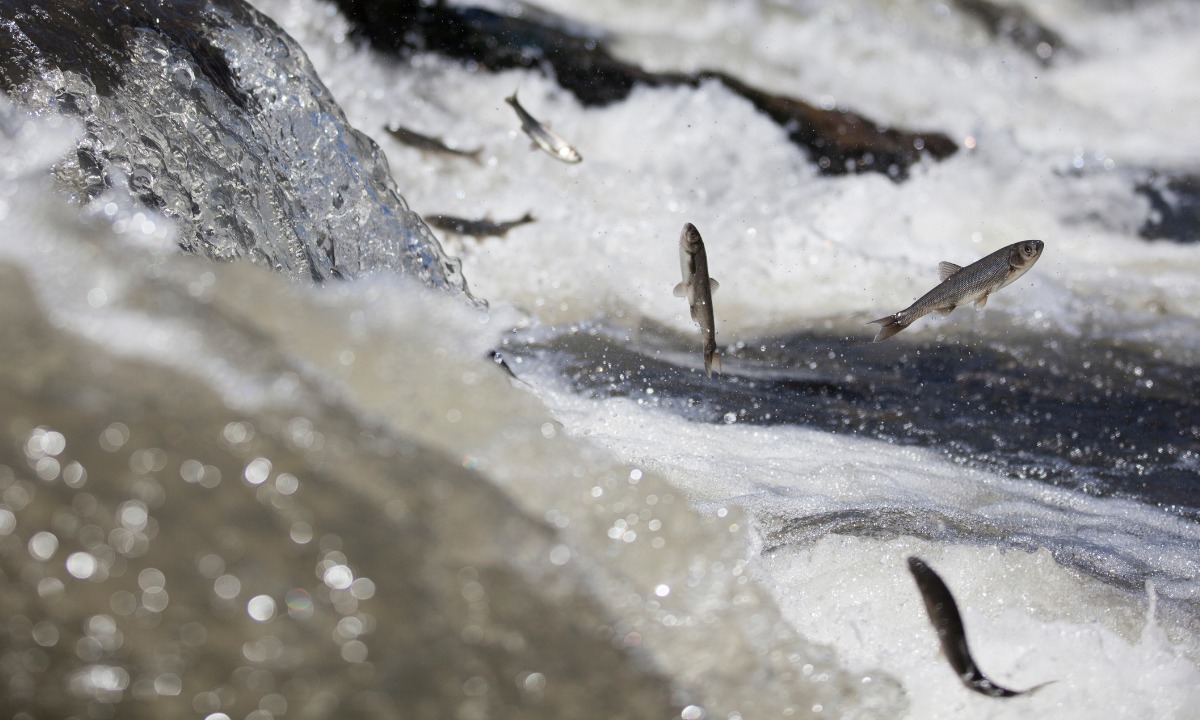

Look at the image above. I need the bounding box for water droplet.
[99,423,130,452]
[29,531,59,561]
[66,551,98,579]
[247,595,276,622]
[244,458,272,485]
[323,564,353,590]
[214,574,241,600]
[0,508,15,535]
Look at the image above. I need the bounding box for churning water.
[2,0,1199,718]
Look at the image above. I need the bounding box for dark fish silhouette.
[384,124,483,163]
[424,212,536,239]
[870,240,1043,341]
[907,556,1052,698]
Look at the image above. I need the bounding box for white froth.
[256,0,1200,355]
[248,0,1200,714]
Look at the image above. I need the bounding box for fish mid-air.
[384,124,483,163]
[907,557,1052,698]
[673,223,721,376]
[870,240,1044,342]
[505,92,582,164]
[424,212,536,240]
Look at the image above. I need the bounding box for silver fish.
[870,240,1044,342]
[907,557,1053,698]
[384,124,483,163]
[672,222,721,376]
[505,92,582,164]
[424,212,535,239]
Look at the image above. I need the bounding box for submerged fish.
[672,222,721,376]
[907,557,1052,698]
[425,212,536,239]
[384,124,483,162]
[505,92,582,164]
[870,240,1044,341]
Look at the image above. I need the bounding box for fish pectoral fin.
[935,305,956,316]
[938,261,962,282]
[672,282,689,298]
[974,294,989,310]
[708,278,719,293]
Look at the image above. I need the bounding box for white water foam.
[248,0,1200,716]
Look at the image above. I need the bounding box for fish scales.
[871,240,1043,341]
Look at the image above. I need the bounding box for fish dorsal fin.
[672,282,688,298]
[938,261,962,282]
[709,278,719,293]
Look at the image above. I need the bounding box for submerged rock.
[1136,171,1200,244]
[0,0,467,290]
[332,0,957,178]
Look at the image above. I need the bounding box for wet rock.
[953,0,1073,66]
[1136,171,1200,243]
[0,0,467,290]
[332,0,957,178]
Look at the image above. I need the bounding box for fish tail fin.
[467,148,485,164]
[704,341,722,377]
[520,211,535,223]
[869,314,907,342]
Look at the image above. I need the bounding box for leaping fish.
[870,240,1044,342]
[384,124,483,163]
[907,557,1053,698]
[673,222,721,376]
[424,212,536,239]
[505,92,582,164]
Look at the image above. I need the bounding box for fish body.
[505,93,582,164]
[384,124,482,162]
[424,212,535,239]
[907,557,1051,698]
[870,240,1043,342]
[672,222,721,376]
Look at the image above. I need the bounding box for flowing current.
[2,0,1199,719]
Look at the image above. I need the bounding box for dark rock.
[0,0,469,291]
[954,0,1073,66]
[1136,171,1200,243]
[701,71,959,178]
[333,0,957,178]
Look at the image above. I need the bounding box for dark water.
[503,321,1200,520]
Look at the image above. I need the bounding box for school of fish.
[384,90,1045,377]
